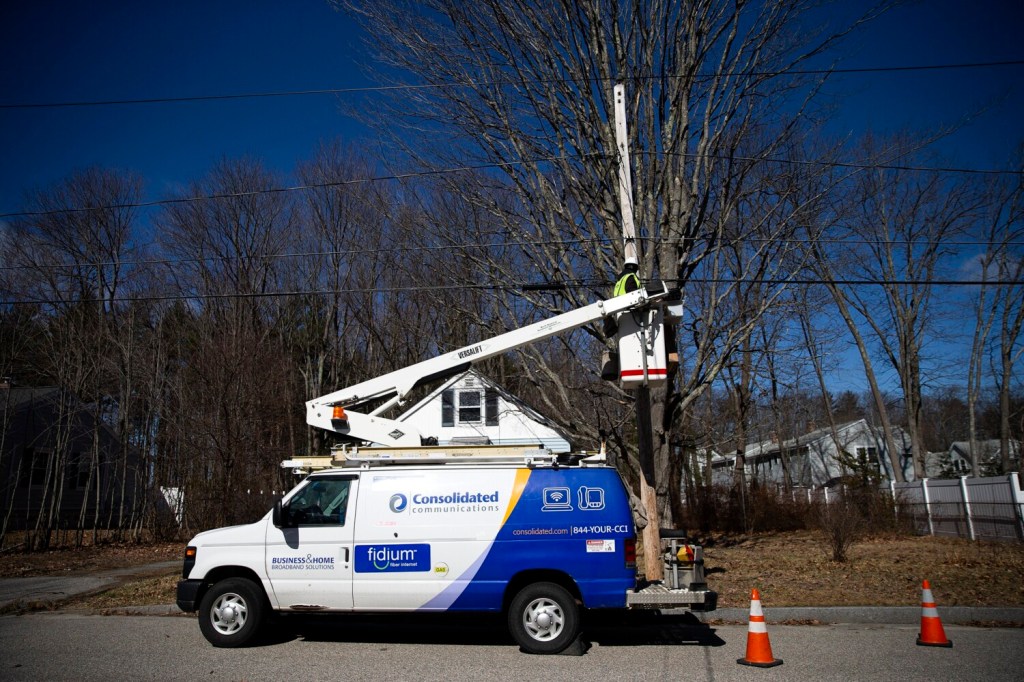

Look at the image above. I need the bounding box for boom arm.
[306,285,668,446]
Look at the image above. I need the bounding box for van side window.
[288,478,351,526]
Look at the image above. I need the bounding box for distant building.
[396,370,571,452]
[0,385,144,531]
[711,419,914,488]
[946,439,1021,476]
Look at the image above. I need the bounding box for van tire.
[198,578,266,647]
[508,582,580,654]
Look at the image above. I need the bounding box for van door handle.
[342,547,349,563]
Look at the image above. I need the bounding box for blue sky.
[0,1,369,211]
[2,1,1023,216]
[1,1,1022,218]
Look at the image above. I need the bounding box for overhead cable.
[4,276,1021,307]
[2,150,1020,220]
[2,60,1022,110]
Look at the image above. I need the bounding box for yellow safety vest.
[613,272,641,297]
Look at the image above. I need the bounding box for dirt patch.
[0,541,182,578]
[4,531,1024,610]
[703,530,1024,608]
[67,572,181,611]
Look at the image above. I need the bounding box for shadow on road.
[586,610,727,648]
[253,609,726,652]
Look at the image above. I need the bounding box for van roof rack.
[281,444,573,473]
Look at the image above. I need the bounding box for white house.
[711,419,914,488]
[396,370,571,452]
[946,439,1021,475]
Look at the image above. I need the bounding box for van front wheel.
[198,578,265,647]
[508,582,580,654]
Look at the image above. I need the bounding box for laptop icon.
[542,487,573,511]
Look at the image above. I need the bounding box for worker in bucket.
[602,262,641,379]
[613,261,641,297]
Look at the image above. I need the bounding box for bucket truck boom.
[306,285,668,448]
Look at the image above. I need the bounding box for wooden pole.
[636,386,663,581]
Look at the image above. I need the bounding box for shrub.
[815,495,863,562]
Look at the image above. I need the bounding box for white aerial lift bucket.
[616,305,667,387]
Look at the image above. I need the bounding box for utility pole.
[613,83,663,582]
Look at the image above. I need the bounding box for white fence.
[886,473,1024,542]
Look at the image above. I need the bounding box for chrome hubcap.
[210,592,248,635]
[523,598,563,642]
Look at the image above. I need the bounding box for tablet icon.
[542,487,573,511]
[577,486,605,510]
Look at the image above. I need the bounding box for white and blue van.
[176,451,714,654]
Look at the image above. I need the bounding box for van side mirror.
[272,500,290,528]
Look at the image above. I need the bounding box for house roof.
[950,439,1021,462]
[1,386,130,453]
[396,369,568,435]
[712,419,910,464]
[741,420,865,459]
[1,386,61,412]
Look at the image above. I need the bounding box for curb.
[693,606,1024,626]
[6,602,1024,626]
[96,604,191,616]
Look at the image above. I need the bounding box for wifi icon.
[542,487,572,511]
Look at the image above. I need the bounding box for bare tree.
[5,167,144,548]
[835,148,984,478]
[289,142,383,455]
[341,1,887,567]
[966,168,1023,475]
[157,159,298,528]
[990,175,1024,474]
[804,136,989,481]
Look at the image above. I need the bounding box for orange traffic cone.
[737,588,783,667]
[916,579,952,647]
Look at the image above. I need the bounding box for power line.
[2,150,1020,221]
[2,60,1022,110]
[0,237,616,273]
[652,151,1022,177]
[4,233,1023,275]
[0,154,601,219]
[3,277,1020,307]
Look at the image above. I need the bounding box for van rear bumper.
[176,579,204,612]
[626,585,717,611]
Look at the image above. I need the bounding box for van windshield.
[288,477,352,525]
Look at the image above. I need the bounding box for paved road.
[2,565,1023,680]
[2,610,1022,681]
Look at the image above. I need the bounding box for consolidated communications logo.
[389,493,408,513]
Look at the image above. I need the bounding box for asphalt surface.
[3,612,1024,681]
[1,561,1023,626]
[1,564,1023,681]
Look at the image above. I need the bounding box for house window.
[18,448,50,488]
[856,446,881,472]
[70,451,90,490]
[442,387,500,427]
[458,390,482,424]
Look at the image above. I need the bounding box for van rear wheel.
[198,577,265,647]
[508,582,579,654]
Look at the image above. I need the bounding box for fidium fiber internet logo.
[389,493,408,513]
[354,544,430,573]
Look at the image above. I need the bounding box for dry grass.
[70,573,181,610]
[704,530,1024,608]
[5,531,1024,610]
[0,541,182,578]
